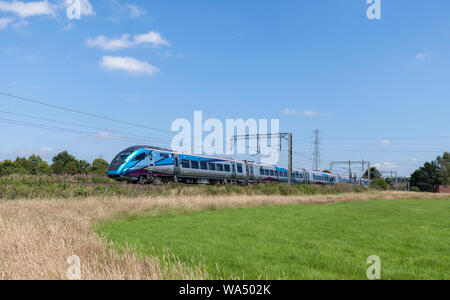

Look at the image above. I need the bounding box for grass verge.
[0,191,448,279]
[98,199,450,280]
[0,174,369,199]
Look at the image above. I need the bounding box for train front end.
[108,146,147,181]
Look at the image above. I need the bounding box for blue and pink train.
[108,145,370,186]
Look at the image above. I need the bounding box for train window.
[270,170,275,176]
[275,171,279,177]
[217,164,224,172]
[284,172,288,178]
[224,165,231,172]
[133,153,146,161]
[209,163,216,171]
[200,162,208,170]
[174,157,179,167]
[265,169,270,176]
[250,166,254,175]
[260,168,264,175]
[232,164,235,172]
[181,160,190,168]
[237,163,243,173]
[191,161,199,169]
[160,153,170,158]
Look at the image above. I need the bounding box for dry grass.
[0,191,448,280]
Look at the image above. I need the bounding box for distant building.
[438,185,450,193]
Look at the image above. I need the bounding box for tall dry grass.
[0,191,448,280]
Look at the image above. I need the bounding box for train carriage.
[107,145,370,187]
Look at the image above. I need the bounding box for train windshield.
[110,146,143,168]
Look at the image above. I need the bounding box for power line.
[0,117,170,146]
[0,110,173,144]
[324,149,447,153]
[0,91,173,135]
[322,136,450,141]
[0,91,212,146]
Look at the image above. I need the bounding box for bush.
[371,178,388,190]
[411,186,421,192]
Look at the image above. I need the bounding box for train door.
[148,151,155,173]
[173,153,181,177]
[231,161,237,180]
[245,162,251,181]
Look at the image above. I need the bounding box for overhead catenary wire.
[0,110,173,144]
[0,91,174,135]
[0,91,209,146]
[0,117,172,146]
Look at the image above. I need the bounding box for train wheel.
[138,177,147,185]
[153,177,162,185]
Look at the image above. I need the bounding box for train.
[107,145,370,187]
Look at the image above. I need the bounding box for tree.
[52,151,78,174]
[13,157,30,174]
[36,161,53,175]
[78,160,91,175]
[436,152,450,186]
[90,158,109,175]
[410,161,441,192]
[65,161,80,175]
[27,155,44,175]
[2,161,18,175]
[363,167,382,179]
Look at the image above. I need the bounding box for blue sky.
[0,0,449,177]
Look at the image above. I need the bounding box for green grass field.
[98,199,450,280]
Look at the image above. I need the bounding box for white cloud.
[11,18,27,28]
[86,34,134,51]
[7,146,54,159]
[416,52,430,60]
[95,132,115,139]
[126,3,146,18]
[61,22,74,31]
[281,109,330,117]
[301,110,320,117]
[134,31,171,47]
[0,0,54,18]
[99,56,159,76]
[281,108,299,115]
[380,139,391,146]
[86,30,170,51]
[374,162,398,169]
[0,17,14,29]
[158,51,184,59]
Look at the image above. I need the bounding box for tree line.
[0,151,109,176]
[410,152,449,192]
[359,152,449,192]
